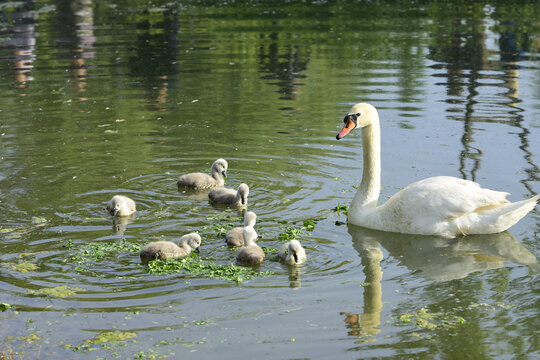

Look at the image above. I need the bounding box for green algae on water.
[398,307,466,330]
[145,256,270,282]
[0,303,13,311]
[69,239,142,264]
[333,204,349,214]
[9,261,38,273]
[86,330,137,344]
[28,285,87,298]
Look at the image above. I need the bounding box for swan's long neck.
[351,117,381,212]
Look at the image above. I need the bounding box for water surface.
[0,1,539,359]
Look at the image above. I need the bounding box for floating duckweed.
[10,261,38,273]
[69,240,141,264]
[0,227,28,240]
[28,285,87,298]
[0,303,13,311]
[18,251,47,258]
[277,220,315,241]
[18,332,41,343]
[31,216,47,225]
[261,246,278,254]
[278,225,304,240]
[202,215,240,236]
[145,257,269,282]
[303,220,315,231]
[398,308,466,330]
[333,204,349,214]
[212,223,236,236]
[86,330,137,344]
[261,247,280,262]
[134,349,169,359]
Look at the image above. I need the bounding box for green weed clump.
[145,255,269,283]
[67,239,142,264]
[333,204,349,214]
[278,220,315,240]
[398,307,466,330]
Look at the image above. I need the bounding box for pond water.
[1,1,539,359]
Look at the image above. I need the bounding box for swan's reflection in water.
[112,214,136,235]
[286,264,303,289]
[342,224,538,340]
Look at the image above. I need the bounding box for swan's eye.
[344,114,358,125]
[356,113,361,117]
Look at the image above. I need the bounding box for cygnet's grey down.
[208,183,249,207]
[140,232,202,262]
[278,239,307,265]
[107,195,136,216]
[225,211,257,247]
[236,226,265,266]
[177,158,228,189]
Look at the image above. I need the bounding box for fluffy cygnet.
[236,226,265,266]
[208,183,249,207]
[225,211,257,247]
[278,240,307,265]
[140,232,202,263]
[177,158,228,189]
[106,195,136,216]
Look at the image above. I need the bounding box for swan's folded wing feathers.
[383,177,510,230]
[402,176,508,216]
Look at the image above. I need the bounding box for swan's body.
[106,195,136,216]
[278,239,307,265]
[177,158,228,189]
[236,226,265,266]
[208,183,249,207]
[336,103,539,238]
[140,232,201,262]
[226,211,257,247]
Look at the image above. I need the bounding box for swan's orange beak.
[336,115,357,140]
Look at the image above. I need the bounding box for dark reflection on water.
[0,0,539,359]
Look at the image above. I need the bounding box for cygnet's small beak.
[222,170,227,178]
[336,115,357,140]
[194,247,201,254]
[293,253,299,263]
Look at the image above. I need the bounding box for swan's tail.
[470,194,539,234]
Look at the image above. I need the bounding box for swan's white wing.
[375,176,510,236]
[399,176,508,214]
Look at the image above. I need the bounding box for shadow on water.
[342,224,538,337]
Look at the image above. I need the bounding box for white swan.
[336,103,539,238]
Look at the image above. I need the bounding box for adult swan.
[336,103,539,238]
